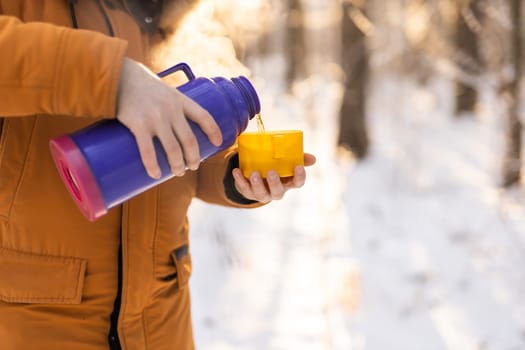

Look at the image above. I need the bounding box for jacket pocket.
[0,247,87,304]
[164,244,192,289]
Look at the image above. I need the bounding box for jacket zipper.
[96,0,115,36]
[68,0,115,37]
[0,118,5,157]
[95,3,121,348]
[68,0,79,28]
[67,2,121,348]
[109,244,123,350]
[0,119,4,163]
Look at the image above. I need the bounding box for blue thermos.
[50,63,261,221]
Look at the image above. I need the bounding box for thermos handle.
[156,62,196,80]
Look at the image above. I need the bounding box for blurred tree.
[338,0,369,159]
[501,0,523,186]
[454,0,482,116]
[285,0,306,87]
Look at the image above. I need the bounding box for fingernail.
[267,171,278,181]
[296,166,305,176]
[212,134,222,146]
[151,170,161,179]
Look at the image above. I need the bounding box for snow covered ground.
[343,75,525,350]
[188,68,525,350]
[168,1,525,349]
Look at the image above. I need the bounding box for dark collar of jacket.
[68,0,166,34]
[120,0,164,34]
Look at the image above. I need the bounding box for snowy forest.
[153,0,525,349]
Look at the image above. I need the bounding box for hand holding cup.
[233,130,316,203]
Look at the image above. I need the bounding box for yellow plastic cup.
[238,130,304,178]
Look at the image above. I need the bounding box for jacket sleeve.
[196,145,265,209]
[0,15,128,118]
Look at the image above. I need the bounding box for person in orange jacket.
[0,1,315,349]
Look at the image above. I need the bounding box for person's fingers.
[168,104,201,171]
[232,168,255,200]
[304,153,316,167]
[249,172,271,203]
[291,166,306,188]
[134,131,161,179]
[181,93,223,147]
[155,125,186,175]
[266,170,285,200]
[234,166,309,202]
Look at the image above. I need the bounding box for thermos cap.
[231,76,261,118]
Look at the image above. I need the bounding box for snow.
[188,69,525,350]
[169,1,525,349]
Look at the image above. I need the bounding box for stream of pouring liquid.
[256,113,265,133]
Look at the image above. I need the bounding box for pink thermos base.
[49,136,107,221]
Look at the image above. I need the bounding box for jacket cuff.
[223,154,259,205]
[196,146,264,209]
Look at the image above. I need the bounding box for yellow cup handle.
[272,135,285,159]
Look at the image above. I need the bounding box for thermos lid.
[50,136,107,221]
[232,76,261,118]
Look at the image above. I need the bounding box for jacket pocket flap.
[169,244,192,289]
[0,248,87,304]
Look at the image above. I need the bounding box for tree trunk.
[502,0,523,187]
[337,1,369,159]
[285,0,306,88]
[454,0,482,116]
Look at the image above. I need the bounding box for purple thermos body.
[49,63,261,221]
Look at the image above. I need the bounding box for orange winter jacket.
[0,1,259,349]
